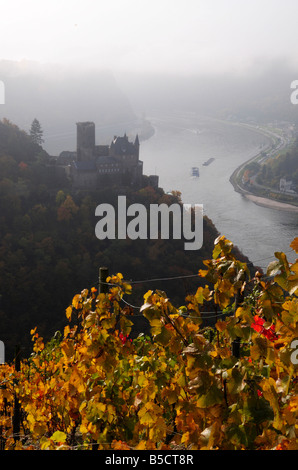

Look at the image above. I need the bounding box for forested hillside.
[0,118,255,360]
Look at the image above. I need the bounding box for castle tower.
[76,121,95,161]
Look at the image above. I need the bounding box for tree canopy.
[29,118,44,146]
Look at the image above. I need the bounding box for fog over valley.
[0,0,298,155]
[0,58,297,156]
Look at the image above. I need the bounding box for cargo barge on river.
[203,158,215,166]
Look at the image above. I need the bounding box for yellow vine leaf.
[135,440,148,450]
[138,402,163,426]
[66,306,72,321]
[290,237,298,253]
[50,431,67,443]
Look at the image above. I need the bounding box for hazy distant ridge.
[0,60,137,155]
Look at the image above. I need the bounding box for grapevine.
[0,236,297,450]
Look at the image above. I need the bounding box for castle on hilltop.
[66,121,149,190]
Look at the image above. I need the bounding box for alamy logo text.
[95,196,203,250]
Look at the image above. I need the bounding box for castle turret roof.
[111,135,138,155]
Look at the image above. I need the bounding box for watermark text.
[95,196,203,250]
[290,80,298,104]
[0,81,4,104]
[290,339,298,365]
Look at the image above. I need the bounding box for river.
[140,111,297,267]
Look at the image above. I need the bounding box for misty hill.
[0,117,49,162]
[1,59,298,161]
[0,118,255,361]
[119,59,298,124]
[0,60,138,156]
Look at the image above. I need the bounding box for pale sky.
[1,0,298,75]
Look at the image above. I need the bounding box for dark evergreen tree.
[29,118,44,145]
